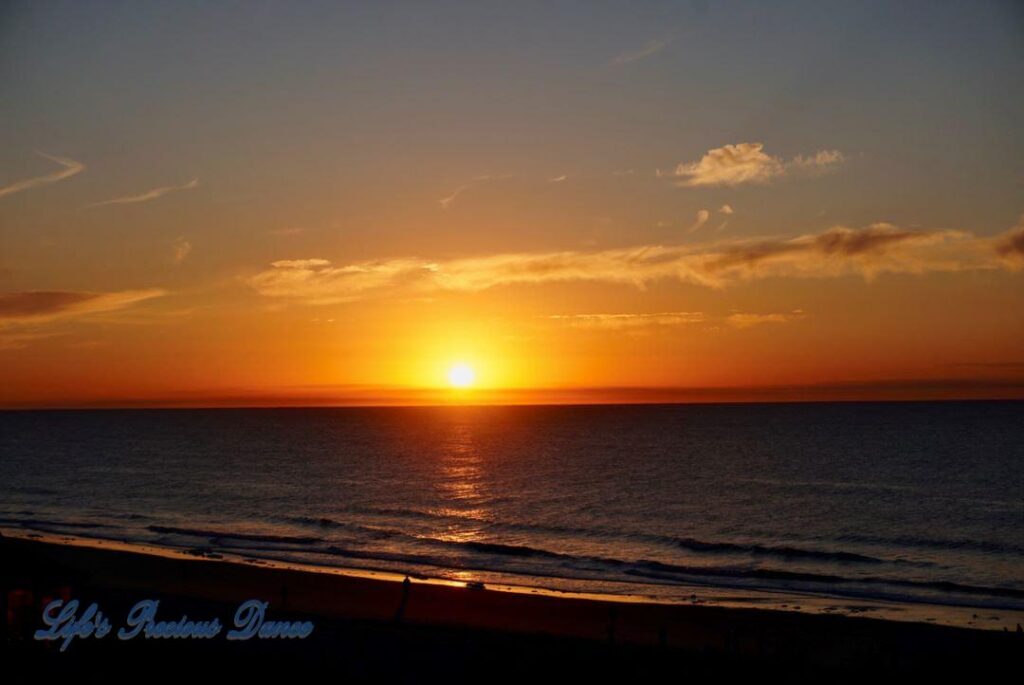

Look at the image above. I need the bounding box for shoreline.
[3,529,1023,679]
[2,526,1021,634]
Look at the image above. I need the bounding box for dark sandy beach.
[2,531,1020,683]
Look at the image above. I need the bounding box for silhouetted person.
[393,575,411,622]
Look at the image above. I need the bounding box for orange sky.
[1,2,1023,408]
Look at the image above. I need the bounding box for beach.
[3,530,1021,681]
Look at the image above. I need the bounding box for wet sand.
[2,530,1021,682]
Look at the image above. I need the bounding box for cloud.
[0,152,85,199]
[83,178,198,209]
[612,36,673,65]
[665,143,781,187]
[791,149,845,174]
[547,312,705,330]
[664,143,844,187]
[714,205,734,231]
[438,174,512,210]
[247,222,1017,304]
[439,185,469,210]
[546,310,804,332]
[727,310,806,329]
[703,223,938,273]
[994,217,1024,268]
[0,330,62,351]
[548,174,568,183]
[0,289,166,326]
[268,258,332,269]
[172,238,192,265]
[688,209,710,233]
[249,257,437,304]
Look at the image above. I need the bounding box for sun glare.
[448,363,476,388]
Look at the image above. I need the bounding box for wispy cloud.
[546,310,805,332]
[0,152,85,199]
[719,204,734,215]
[172,238,192,265]
[790,149,845,175]
[438,174,512,210]
[439,185,469,210]
[0,289,166,326]
[0,330,63,351]
[727,310,806,329]
[611,35,674,65]
[662,143,844,187]
[83,178,198,209]
[547,174,568,183]
[688,209,710,232]
[547,312,705,330]
[248,222,1019,304]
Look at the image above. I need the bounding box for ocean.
[2,402,1022,619]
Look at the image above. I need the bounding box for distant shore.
[2,529,1021,680]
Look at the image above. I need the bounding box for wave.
[623,558,1024,601]
[285,516,398,538]
[349,505,471,522]
[670,537,886,564]
[295,510,904,567]
[459,540,574,559]
[835,532,1024,557]
[0,516,113,530]
[146,525,321,546]
[7,513,1021,607]
[209,525,1024,604]
[293,540,1024,603]
[408,537,882,570]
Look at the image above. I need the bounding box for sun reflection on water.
[430,421,491,544]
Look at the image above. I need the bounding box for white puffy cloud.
[664,143,844,187]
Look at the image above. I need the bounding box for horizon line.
[3,382,1023,411]
[3,398,1023,412]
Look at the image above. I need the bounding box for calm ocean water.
[1,402,1022,611]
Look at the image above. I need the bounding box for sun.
[447,363,476,388]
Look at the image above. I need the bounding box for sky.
[1,0,1023,408]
